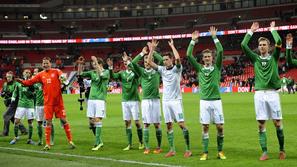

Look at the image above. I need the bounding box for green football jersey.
[12,82,34,108]
[110,69,140,102]
[128,52,163,99]
[286,48,297,67]
[34,83,44,106]
[187,36,223,100]
[80,69,110,100]
[280,77,288,86]
[241,30,282,90]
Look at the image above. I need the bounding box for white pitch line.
[0,146,184,167]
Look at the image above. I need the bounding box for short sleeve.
[173,65,182,73]
[157,65,164,75]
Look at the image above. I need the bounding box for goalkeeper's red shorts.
[44,104,66,120]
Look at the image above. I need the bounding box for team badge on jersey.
[202,66,214,76]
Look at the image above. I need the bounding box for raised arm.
[209,26,223,69]
[129,62,143,77]
[270,21,282,46]
[125,53,144,76]
[186,31,201,72]
[147,39,159,70]
[132,46,148,64]
[147,41,164,65]
[77,56,85,75]
[241,22,259,63]
[286,33,297,67]
[168,38,181,68]
[270,21,282,60]
[153,51,164,65]
[107,57,121,80]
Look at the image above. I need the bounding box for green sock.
[137,128,143,144]
[14,124,19,137]
[259,131,267,152]
[167,130,175,152]
[202,133,209,153]
[37,124,43,142]
[217,135,224,152]
[126,128,132,145]
[156,128,162,148]
[28,124,33,140]
[183,129,190,151]
[95,126,102,145]
[143,128,149,149]
[51,124,55,144]
[276,127,284,151]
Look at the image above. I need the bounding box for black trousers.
[2,102,27,136]
[287,85,295,94]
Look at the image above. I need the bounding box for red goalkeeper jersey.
[21,68,64,106]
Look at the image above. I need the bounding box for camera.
[78,56,85,61]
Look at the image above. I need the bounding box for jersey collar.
[144,68,153,72]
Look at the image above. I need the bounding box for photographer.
[76,56,86,110]
[1,71,27,136]
[83,78,91,103]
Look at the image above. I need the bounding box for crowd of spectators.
[0,55,24,79]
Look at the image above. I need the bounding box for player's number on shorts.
[178,113,184,119]
[276,110,281,117]
[219,115,223,121]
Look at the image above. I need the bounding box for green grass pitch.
[0,93,297,167]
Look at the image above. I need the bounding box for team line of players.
[9,21,297,161]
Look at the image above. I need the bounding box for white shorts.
[87,100,106,118]
[200,100,224,124]
[15,107,35,120]
[254,90,282,120]
[122,101,140,121]
[163,99,184,123]
[141,99,161,124]
[280,85,287,92]
[35,106,44,122]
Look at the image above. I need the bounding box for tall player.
[241,21,285,160]
[78,56,110,151]
[33,68,55,146]
[127,45,163,155]
[286,33,297,67]
[147,39,191,158]
[107,56,144,151]
[10,69,35,145]
[16,57,75,150]
[187,27,226,160]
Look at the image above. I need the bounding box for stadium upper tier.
[0,2,296,40]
